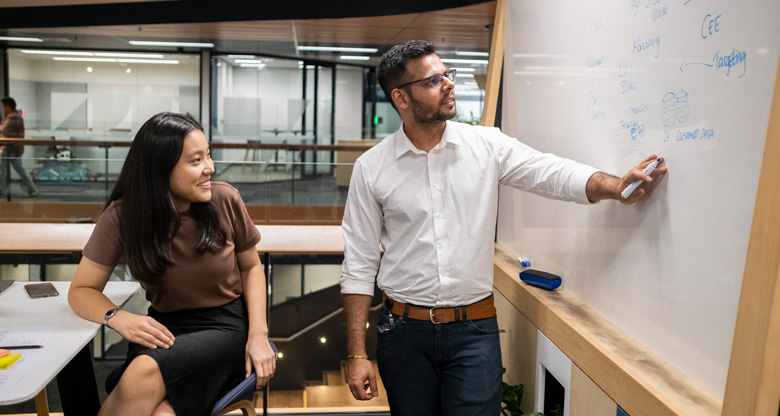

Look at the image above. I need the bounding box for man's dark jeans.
[376,306,502,416]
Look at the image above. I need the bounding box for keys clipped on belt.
[378,313,395,333]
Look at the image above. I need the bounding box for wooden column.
[480,0,505,127]
[721,55,780,416]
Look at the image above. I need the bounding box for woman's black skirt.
[121,296,249,415]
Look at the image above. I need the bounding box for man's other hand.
[347,358,379,400]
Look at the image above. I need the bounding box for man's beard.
[409,92,457,124]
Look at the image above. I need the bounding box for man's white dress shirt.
[340,121,598,307]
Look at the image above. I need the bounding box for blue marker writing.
[621,158,660,199]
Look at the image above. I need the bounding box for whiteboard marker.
[517,257,532,268]
[621,158,660,199]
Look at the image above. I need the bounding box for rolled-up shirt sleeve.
[494,131,599,204]
[340,159,383,295]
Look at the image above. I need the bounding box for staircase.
[254,360,389,411]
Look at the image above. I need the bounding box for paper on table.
[0,326,51,348]
[0,327,51,402]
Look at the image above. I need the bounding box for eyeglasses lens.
[429,71,456,89]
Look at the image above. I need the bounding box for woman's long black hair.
[106,112,226,285]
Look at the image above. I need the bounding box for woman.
[68,112,276,415]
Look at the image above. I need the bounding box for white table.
[0,281,140,414]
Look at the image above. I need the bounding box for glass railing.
[0,138,375,223]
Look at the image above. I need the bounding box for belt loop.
[454,307,460,322]
[403,304,410,320]
[462,306,468,321]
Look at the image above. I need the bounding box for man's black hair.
[377,40,437,109]
[1,98,16,110]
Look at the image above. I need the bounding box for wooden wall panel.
[570,363,617,416]
[495,289,538,414]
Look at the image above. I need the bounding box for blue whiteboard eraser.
[519,269,562,290]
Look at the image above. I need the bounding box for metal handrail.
[0,138,376,152]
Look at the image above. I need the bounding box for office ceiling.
[0,1,497,66]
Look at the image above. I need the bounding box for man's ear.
[391,88,410,110]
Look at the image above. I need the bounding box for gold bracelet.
[347,355,369,360]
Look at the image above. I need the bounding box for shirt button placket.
[429,152,449,302]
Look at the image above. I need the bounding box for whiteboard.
[496,0,780,401]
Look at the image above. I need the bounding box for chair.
[210,340,276,416]
[209,372,259,416]
[105,341,276,416]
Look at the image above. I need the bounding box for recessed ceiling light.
[129,41,214,48]
[87,67,93,72]
[339,56,370,61]
[126,68,132,74]
[0,37,43,43]
[441,58,489,65]
[22,50,165,59]
[298,46,377,53]
[451,67,477,72]
[97,52,165,58]
[455,51,489,57]
[234,59,264,64]
[54,57,115,63]
[22,49,92,56]
[52,57,179,64]
[118,59,178,64]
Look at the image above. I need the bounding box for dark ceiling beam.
[0,0,492,30]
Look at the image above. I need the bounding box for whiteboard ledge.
[493,243,721,416]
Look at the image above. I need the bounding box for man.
[0,97,37,197]
[340,40,667,416]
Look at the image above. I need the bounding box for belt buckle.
[429,308,442,324]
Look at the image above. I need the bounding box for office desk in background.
[0,281,140,415]
[0,224,345,255]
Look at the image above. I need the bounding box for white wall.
[335,65,363,141]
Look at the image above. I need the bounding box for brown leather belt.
[384,295,496,324]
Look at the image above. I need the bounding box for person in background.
[340,40,667,416]
[68,112,276,415]
[0,97,37,197]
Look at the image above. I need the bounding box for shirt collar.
[394,120,464,159]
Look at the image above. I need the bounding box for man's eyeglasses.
[395,69,457,90]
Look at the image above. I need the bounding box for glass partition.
[7,48,201,179]
[211,55,307,174]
